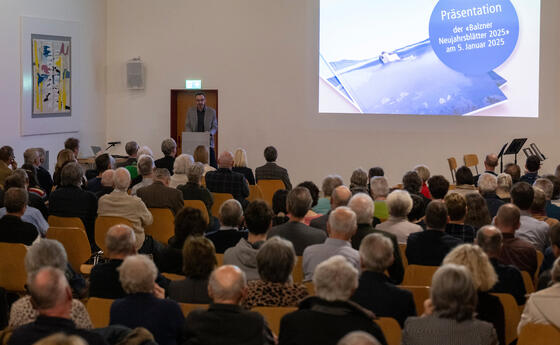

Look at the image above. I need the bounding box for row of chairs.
[447,153,480,183]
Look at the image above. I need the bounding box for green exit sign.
[185,80,202,89]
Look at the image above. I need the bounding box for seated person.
[402,171,431,209]
[170,153,194,188]
[351,234,416,327]
[206,199,248,253]
[154,138,177,174]
[511,182,550,253]
[95,169,115,199]
[312,175,344,215]
[376,190,423,244]
[205,151,249,208]
[465,193,493,231]
[15,166,48,219]
[534,178,560,221]
[110,255,184,345]
[8,267,107,345]
[427,175,450,201]
[130,155,155,196]
[520,155,541,185]
[232,148,255,185]
[224,200,272,281]
[167,237,216,304]
[414,165,432,199]
[255,146,292,190]
[0,145,15,186]
[137,168,183,215]
[349,168,369,195]
[272,189,289,226]
[118,141,139,168]
[310,185,352,233]
[530,187,559,228]
[478,173,505,218]
[444,193,476,243]
[337,332,382,345]
[0,187,39,245]
[182,265,274,345]
[243,237,309,308]
[453,166,479,196]
[193,145,215,176]
[177,162,217,228]
[31,147,53,196]
[370,177,390,221]
[278,256,387,345]
[297,181,322,225]
[86,153,113,193]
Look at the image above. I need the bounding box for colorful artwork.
[31,34,71,115]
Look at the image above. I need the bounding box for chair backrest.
[535,250,544,284]
[145,208,175,244]
[402,265,438,286]
[447,157,458,183]
[463,154,479,174]
[252,306,297,335]
[179,303,208,317]
[521,271,535,294]
[47,215,86,232]
[292,256,303,284]
[183,200,209,224]
[399,285,430,316]
[94,216,134,253]
[491,293,520,345]
[375,317,402,345]
[215,253,224,267]
[46,227,92,272]
[0,243,27,292]
[398,243,408,269]
[211,193,234,218]
[518,323,560,345]
[303,281,315,295]
[162,272,185,281]
[257,179,285,206]
[86,297,114,328]
[248,184,264,202]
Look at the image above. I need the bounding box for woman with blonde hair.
[443,244,505,345]
[193,145,215,176]
[53,149,81,187]
[232,148,255,185]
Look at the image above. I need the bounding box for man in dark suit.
[182,265,274,345]
[154,138,176,174]
[184,92,218,168]
[310,185,352,232]
[476,225,526,305]
[136,168,183,215]
[205,152,249,208]
[351,233,416,327]
[406,200,463,266]
[267,187,326,255]
[0,188,39,245]
[255,146,292,190]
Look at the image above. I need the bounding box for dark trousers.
[209,147,217,168]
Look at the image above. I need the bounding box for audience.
[177,162,215,224]
[414,164,431,199]
[9,240,91,328]
[86,153,113,193]
[348,193,404,284]
[206,199,247,253]
[370,176,390,221]
[443,244,505,345]
[244,237,309,308]
[192,145,215,176]
[494,204,538,277]
[0,175,48,235]
[267,187,326,255]
[205,151,250,208]
[298,180,322,225]
[427,175,450,201]
[154,138,177,174]
[303,207,360,280]
[478,173,505,217]
[534,177,560,220]
[520,155,541,185]
[401,264,498,345]
[170,153,194,188]
[443,193,476,243]
[453,166,478,196]
[376,190,423,243]
[476,225,526,305]
[313,175,344,214]
[279,256,387,345]
[224,200,272,280]
[110,255,184,345]
[52,149,77,187]
[182,265,274,345]
[136,168,183,214]
[255,145,292,190]
[496,173,513,202]
[310,185,352,232]
[350,168,369,195]
[232,148,255,185]
[511,182,550,252]
[464,193,492,231]
[95,169,115,199]
[406,201,462,266]
[272,189,290,226]
[351,233,416,327]
[530,187,558,228]
[8,267,107,345]
[130,155,155,195]
[0,187,40,245]
[118,141,139,168]
[505,163,521,184]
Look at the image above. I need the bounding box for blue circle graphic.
[429,0,519,75]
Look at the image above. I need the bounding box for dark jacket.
[206,228,248,254]
[205,168,249,207]
[36,166,54,196]
[155,156,175,175]
[278,297,387,345]
[255,162,292,190]
[167,277,211,304]
[232,166,255,185]
[489,257,526,305]
[177,182,214,217]
[351,271,416,327]
[0,215,38,245]
[476,291,505,345]
[483,192,506,218]
[136,180,184,215]
[406,229,463,266]
[267,221,327,256]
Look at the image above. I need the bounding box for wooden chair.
[179,303,208,317]
[46,227,92,272]
[402,265,438,286]
[47,215,86,232]
[292,256,304,284]
[162,272,185,281]
[518,323,560,345]
[248,184,264,202]
[491,293,521,345]
[211,192,234,217]
[215,253,224,267]
[375,317,402,345]
[252,306,297,335]
[447,157,458,183]
[0,243,27,293]
[463,154,479,174]
[95,216,133,253]
[257,179,285,206]
[183,200,209,224]
[521,271,535,294]
[145,208,175,244]
[86,297,114,328]
[303,281,315,295]
[398,244,408,268]
[80,264,93,275]
[399,285,430,315]
[535,250,544,285]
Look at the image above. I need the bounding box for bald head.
[105,224,137,257]
[485,154,498,171]
[327,206,357,239]
[331,185,352,208]
[100,169,115,187]
[348,193,375,225]
[495,204,520,234]
[114,167,131,190]
[208,265,247,304]
[476,225,503,256]
[28,267,71,316]
[217,152,234,169]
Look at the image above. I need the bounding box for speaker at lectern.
[182,132,210,156]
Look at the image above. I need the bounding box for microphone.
[108,141,121,145]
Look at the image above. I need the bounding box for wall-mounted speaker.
[126,57,144,90]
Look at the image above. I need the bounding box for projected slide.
[319,0,540,117]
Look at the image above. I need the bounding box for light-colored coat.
[518,283,560,334]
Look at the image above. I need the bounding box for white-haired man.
[302,207,360,281]
[310,185,353,232]
[370,176,390,221]
[279,256,387,345]
[130,155,155,196]
[376,190,422,243]
[182,265,274,345]
[478,173,505,217]
[206,199,247,253]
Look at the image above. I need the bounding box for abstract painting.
[31,34,71,116]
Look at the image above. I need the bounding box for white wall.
[0,0,106,171]
[106,0,560,187]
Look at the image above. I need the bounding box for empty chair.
[447,157,458,183]
[257,179,285,206]
[86,297,114,328]
[46,227,91,272]
[145,208,175,244]
[464,154,479,174]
